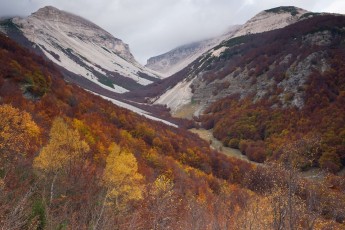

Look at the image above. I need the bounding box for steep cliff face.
[1,6,160,94]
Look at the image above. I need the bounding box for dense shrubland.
[191,15,345,173]
[0,33,252,229]
[199,37,345,173]
[0,26,344,229]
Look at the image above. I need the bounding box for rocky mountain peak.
[33,5,59,15]
[34,6,60,14]
[146,6,309,77]
[13,6,137,64]
[31,6,101,30]
[233,6,308,37]
[3,6,160,95]
[264,6,306,15]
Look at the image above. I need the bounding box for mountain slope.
[152,13,345,170]
[1,11,345,229]
[146,26,240,77]
[146,6,308,78]
[150,7,326,114]
[0,32,256,229]
[233,6,308,37]
[188,13,339,114]
[122,7,345,172]
[0,6,160,94]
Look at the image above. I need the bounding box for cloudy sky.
[0,0,345,64]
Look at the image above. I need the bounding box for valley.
[0,4,345,229]
[190,128,250,162]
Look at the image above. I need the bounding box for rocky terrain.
[146,6,308,78]
[233,6,308,37]
[146,26,240,77]
[1,5,345,229]
[0,6,160,94]
[151,7,331,116]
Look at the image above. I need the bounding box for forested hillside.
[125,15,345,175]
[0,33,254,229]
[195,15,345,172]
[1,26,345,229]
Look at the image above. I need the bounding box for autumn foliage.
[200,47,345,172]
[198,15,345,173]
[34,117,90,175]
[0,18,344,228]
[0,33,259,229]
[0,104,40,160]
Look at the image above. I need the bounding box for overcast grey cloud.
[0,0,344,64]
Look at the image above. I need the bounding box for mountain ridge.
[145,6,308,77]
[153,13,341,115]
[145,13,345,172]
[233,6,308,37]
[0,6,160,95]
[145,25,240,77]
[1,6,345,229]
[29,6,136,63]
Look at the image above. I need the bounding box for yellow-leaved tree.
[33,117,89,203]
[93,143,143,229]
[103,143,143,210]
[148,175,180,229]
[0,104,40,164]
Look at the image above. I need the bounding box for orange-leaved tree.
[0,104,40,165]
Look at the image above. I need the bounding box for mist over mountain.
[145,25,240,77]
[1,4,345,229]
